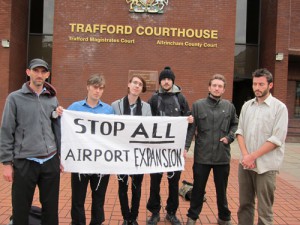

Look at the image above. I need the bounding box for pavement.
[0,142,300,225]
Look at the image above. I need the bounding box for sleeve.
[148,94,158,116]
[185,102,197,150]
[0,96,17,163]
[226,103,239,143]
[267,103,288,146]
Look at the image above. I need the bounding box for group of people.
[0,58,288,225]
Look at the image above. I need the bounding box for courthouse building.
[1,0,300,141]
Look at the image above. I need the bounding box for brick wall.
[0,0,29,118]
[0,0,12,116]
[290,0,300,49]
[51,1,237,108]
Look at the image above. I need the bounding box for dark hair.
[87,74,105,87]
[129,75,147,93]
[252,68,273,84]
[209,74,226,87]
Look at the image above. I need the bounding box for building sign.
[128,70,158,91]
[126,0,168,14]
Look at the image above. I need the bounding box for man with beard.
[146,66,192,225]
[185,74,238,225]
[236,68,288,225]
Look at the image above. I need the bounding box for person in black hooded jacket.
[146,66,192,225]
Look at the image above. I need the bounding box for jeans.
[147,171,181,215]
[237,164,276,225]
[187,163,231,221]
[71,173,110,225]
[12,155,60,225]
[118,174,144,221]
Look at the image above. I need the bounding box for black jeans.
[147,171,181,215]
[118,174,144,221]
[12,155,60,225]
[71,173,110,225]
[187,163,231,221]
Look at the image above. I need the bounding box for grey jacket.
[185,96,238,165]
[0,82,59,163]
[111,97,152,116]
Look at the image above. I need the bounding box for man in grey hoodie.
[0,58,61,225]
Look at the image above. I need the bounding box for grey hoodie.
[0,82,59,163]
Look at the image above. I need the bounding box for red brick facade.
[0,1,300,139]
[51,1,236,108]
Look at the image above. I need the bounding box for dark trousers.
[147,171,181,215]
[187,163,231,221]
[118,174,144,221]
[12,155,60,225]
[71,173,110,225]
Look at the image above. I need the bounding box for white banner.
[61,110,188,174]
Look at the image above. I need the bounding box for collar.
[251,93,273,106]
[82,99,103,108]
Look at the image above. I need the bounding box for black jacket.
[185,96,238,165]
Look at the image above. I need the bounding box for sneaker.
[147,213,160,225]
[122,220,131,225]
[186,217,196,225]
[131,220,139,225]
[217,218,232,225]
[166,214,182,225]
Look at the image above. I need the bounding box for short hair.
[252,68,273,84]
[209,74,226,87]
[129,75,147,93]
[87,74,105,87]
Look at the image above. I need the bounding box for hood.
[158,84,182,94]
[22,81,57,97]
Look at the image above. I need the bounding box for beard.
[255,88,269,98]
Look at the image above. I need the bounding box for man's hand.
[183,149,188,159]
[3,164,13,182]
[242,154,256,169]
[56,106,64,116]
[187,115,194,124]
[220,137,229,144]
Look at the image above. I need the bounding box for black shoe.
[147,213,160,225]
[166,214,182,225]
[131,220,139,225]
[217,218,233,225]
[122,220,131,225]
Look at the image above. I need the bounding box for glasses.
[131,81,143,87]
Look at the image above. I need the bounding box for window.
[295,82,300,117]
[28,0,54,78]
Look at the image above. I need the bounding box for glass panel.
[295,82,300,118]
[43,0,54,34]
[246,0,260,44]
[235,0,247,44]
[234,45,259,79]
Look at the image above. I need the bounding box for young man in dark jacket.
[0,58,61,225]
[146,66,192,225]
[185,74,238,225]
